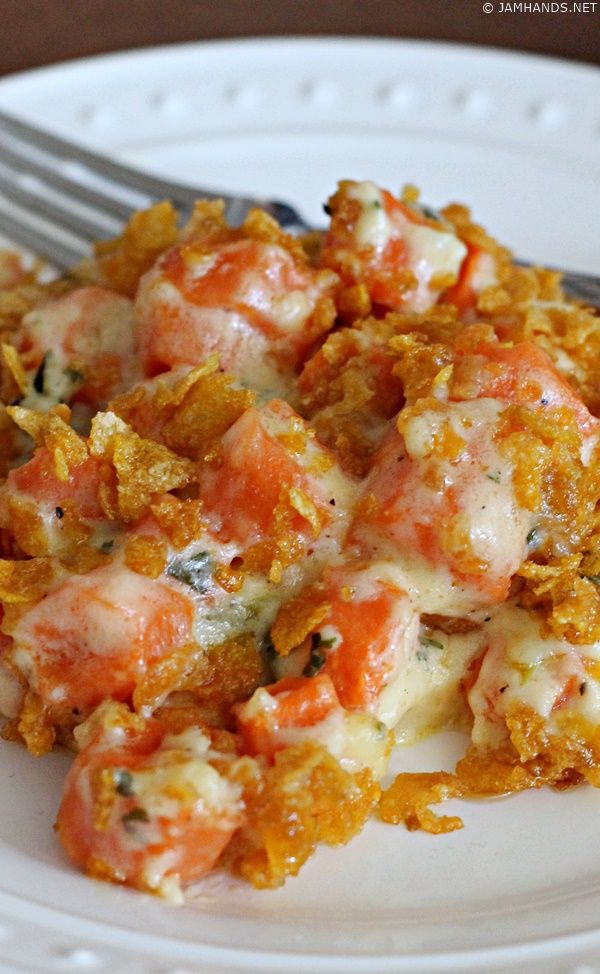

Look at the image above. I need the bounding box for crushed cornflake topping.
[89,411,195,521]
[0,556,55,603]
[271,586,331,656]
[2,178,600,902]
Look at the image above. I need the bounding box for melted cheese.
[361,399,532,617]
[403,223,467,312]
[347,181,392,250]
[469,604,600,748]
[347,180,467,311]
[394,627,483,744]
[276,707,391,780]
[271,290,313,332]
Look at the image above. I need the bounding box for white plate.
[0,38,599,974]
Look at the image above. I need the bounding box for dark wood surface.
[0,0,598,78]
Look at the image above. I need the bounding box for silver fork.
[0,107,599,308]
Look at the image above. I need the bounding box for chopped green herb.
[420,204,442,222]
[584,574,600,586]
[420,637,444,651]
[372,199,382,209]
[114,769,135,797]
[122,807,149,832]
[417,636,444,663]
[518,663,538,685]
[302,632,335,677]
[245,597,269,620]
[65,366,84,384]
[374,719,388,739]
[487,471,501,483]
[526,527,540,546]
[167,551,212,592]
[304,647,326,677]
[100,539,114,553]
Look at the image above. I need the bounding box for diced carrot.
[314,566,415,710]
[442,242,481,312]
[135,239,336,377]
[198,400,332,549]
[459,340,596,434]
[8,565,195,714]
[234,673,340,760]
[7,447,104,521]
[354,419,524,611]
[57,708,241,893]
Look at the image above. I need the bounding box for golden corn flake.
[124,534,168,578]
[162,370,255,460]
[179,199,234,247]
[213,563,244,593]
[89,411,195,521]
[1,342,28,399]
[111,358,254,461]
[112,437,194,521]
[132,642,206,713]
[88,410,129,455]
[379,771,464,835]
[133,635,262,716]
[91,767,118,832]
[270,586,331,656]
[241,208,307,263]
[194,635,264,709]
[149,495,205,550]
[16,690,56,757]
[0,557,55,604]
[7,405,88,479]
[288,487,322,536]
[95,201,178,297]
[229,741,379,889]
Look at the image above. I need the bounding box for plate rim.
[0,34,598,95]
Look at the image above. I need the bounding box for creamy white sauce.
[403,223,467,312]
[271,290,313,332]
[136,277,293,400]
[347,181,392,250]
[468,603,600,748]
[270,706,391,780]
[467,250,498,294]
[347,180,467,312]
[394,625,484,744]
[359,399,531,616]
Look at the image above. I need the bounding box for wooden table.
[1,0,598,77]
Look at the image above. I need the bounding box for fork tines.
[0,109,250,268]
